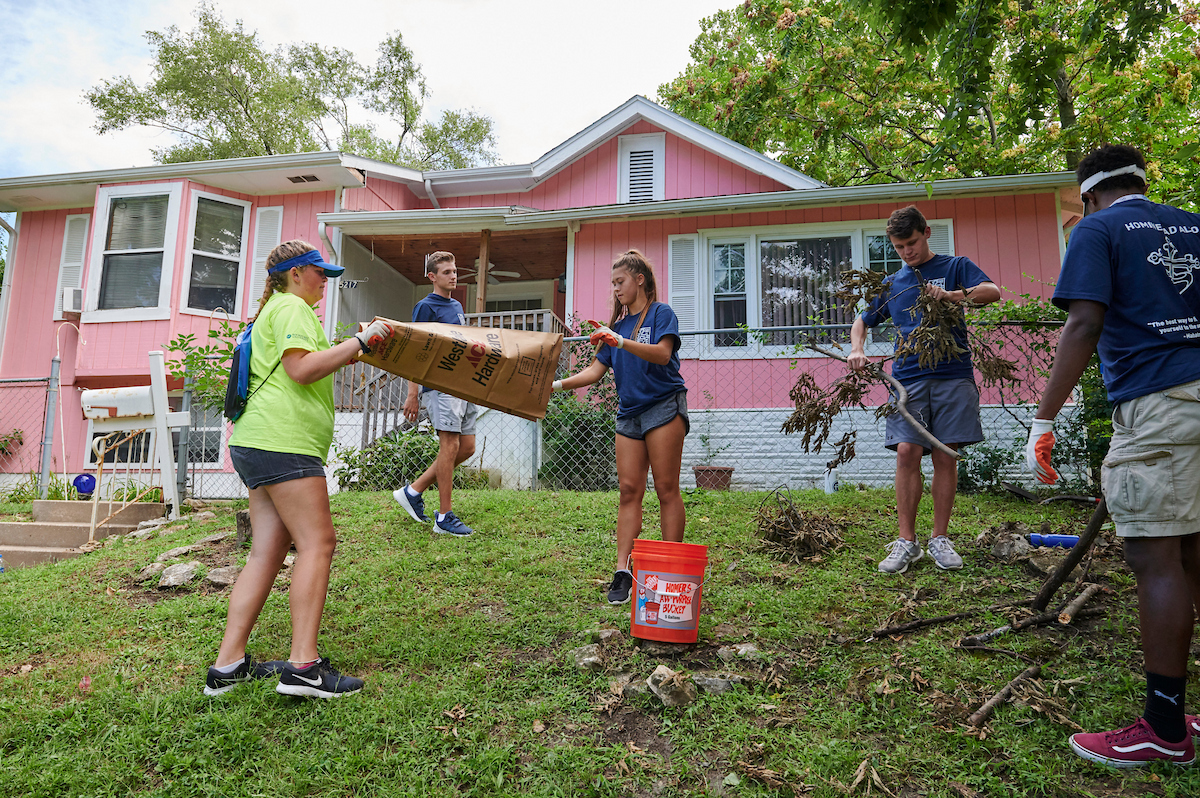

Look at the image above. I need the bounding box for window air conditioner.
[62,287,83,315]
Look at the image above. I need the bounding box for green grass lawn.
[1,487,1196,797]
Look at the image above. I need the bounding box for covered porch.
[332,222,570,338]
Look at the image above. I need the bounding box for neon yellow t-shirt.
[228,292,335,462]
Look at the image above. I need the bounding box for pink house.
[0,96,1079,492]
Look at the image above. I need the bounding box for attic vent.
[286,175,321,184]
[627,151,655,203]
[618,133,664,204]
[9,195,40,203]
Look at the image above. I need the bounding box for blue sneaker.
[393,485,429,523]
[434,511,473,537]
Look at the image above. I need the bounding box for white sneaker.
[878,538,923,574]
[927,535,963,570]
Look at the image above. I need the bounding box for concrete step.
[0,521,137,548]
[32,500,165,525]
[0,545,82,568]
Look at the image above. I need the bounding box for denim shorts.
[616,391,690,441]
[423,390,478,435]
[229,446,326,489]
[1102,378,1200,538]
[884,377,983,454]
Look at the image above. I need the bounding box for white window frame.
[179,190,252,320]
[618,133,665,203]
[82,182,183,323]
[695,218,955,359]
[180,398,229,471]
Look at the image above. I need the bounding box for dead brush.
[782,268,1022,467]
[755,488,845,563]
[780,368,885,470]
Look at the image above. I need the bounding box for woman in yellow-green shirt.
[205,240,392,699]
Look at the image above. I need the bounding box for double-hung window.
[84,183,182,322]
[669,219,953,357]
[181,192,251,317]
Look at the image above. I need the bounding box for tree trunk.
[1054,66,1080,170]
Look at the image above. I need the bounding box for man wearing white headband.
[1029,144,1200,767]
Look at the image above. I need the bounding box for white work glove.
[551,380,564,391]
[587,320,624,349]
[1025,418,1059,485]
[355,319,394,353]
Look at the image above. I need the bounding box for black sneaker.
[203,654,287,696]
[608,570,634,605]
[275,657,364,698]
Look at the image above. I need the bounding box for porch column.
[475,228,491,313]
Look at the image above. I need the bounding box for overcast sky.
[0,0,735,180]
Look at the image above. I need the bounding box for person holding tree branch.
[848,206,999,574]
[1028,144,1200,768]
[552,250,688,605]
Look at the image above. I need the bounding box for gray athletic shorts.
[616,391,690,440]
[884,377,983,454]
[422,390,478,435]
[1103,378,1200,538]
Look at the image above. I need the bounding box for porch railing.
[333,308,568,449]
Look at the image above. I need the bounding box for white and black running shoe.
[607,570,634,605]
[203,654,287,696]
[275,657,364,698]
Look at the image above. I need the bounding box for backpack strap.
[245,359,282,404]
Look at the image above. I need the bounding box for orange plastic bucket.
[629,539,708,643]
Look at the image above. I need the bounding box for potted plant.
[692,391,733,490]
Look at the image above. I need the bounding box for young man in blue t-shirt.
[1029,145,1200,767]
[393,251,477,537]
[848,206,1000,574]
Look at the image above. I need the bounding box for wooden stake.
[968,664,1042,726]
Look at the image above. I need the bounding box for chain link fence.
[173,319,1097,499]
[0,378,49,491]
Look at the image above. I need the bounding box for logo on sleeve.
[1149,239,1200,294]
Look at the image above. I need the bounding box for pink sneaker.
[1189,715,1200,737]
[1069,718,1195,768]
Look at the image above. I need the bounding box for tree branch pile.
[755,488,845,563]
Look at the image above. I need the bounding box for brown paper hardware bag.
[354,317,563,421]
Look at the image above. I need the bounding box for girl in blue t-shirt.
[552,250,689,605]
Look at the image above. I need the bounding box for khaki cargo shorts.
[1102,377,1200,538]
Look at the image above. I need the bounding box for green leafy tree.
[659,0,1200,206]
[87,3,498,169]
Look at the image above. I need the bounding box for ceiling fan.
[459,259,522,285]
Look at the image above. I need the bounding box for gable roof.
[421,96,824,198]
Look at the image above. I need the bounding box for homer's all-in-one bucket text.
[630,539,708,643]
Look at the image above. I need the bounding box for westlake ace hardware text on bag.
[355,318,563,421]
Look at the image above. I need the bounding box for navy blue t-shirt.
[413,292,466,326]
[596,302,688,419]
[859,254,992,385]
[1053,196,1200,404]
[413,292,466,393]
